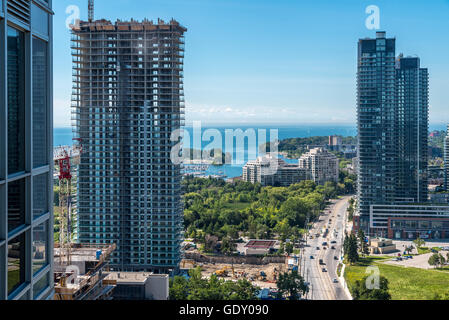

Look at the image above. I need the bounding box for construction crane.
[88,0,94,22]
[53,141,82,266]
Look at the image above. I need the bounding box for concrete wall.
[146,275,169,300]
[184,252,285,265]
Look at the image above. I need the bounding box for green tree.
[169,267,260,300]
[223,279,260,300]
[344,233,359,264]
[413,237,426,249]
[221,237,236,255]
[352,275,391,300]
[285,242,294,255]
[405,245,414,255]
[357,229,369,257]
[428,253,446,268]
[276,270,309,300]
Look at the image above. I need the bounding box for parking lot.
[380,241,449,269]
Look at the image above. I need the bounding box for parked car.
[334,256,338,260]
[333,278,338,283]
[310,255,314,259]
[321,268,327,272]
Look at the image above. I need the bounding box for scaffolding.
[71,17,186,273]
[54,243,117,300]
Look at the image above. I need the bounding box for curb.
[339,263,353,300]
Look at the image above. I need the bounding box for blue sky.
[53,0,449,127]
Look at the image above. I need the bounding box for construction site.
[53,243,117,300]
[180,255,299,290]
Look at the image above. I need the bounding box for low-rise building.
[369,238,397,254]
[243,240,279,255]
[105,272,169,300]
[369,204,449,239]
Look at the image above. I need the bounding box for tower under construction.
[71,16,186,273]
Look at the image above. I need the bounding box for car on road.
[321,268,327,272]
[333,278,338,283]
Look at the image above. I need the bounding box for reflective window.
[33,38,48,168]
[432,221,443,229]
[33,174,48,219]
[7,27,25,175]
[419,221,430,229]
[33,222,48,274]
[8,233,26,295]
[8,179,26,232]
[31,4,49,36]
[33,272,49,299]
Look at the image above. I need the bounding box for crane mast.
[88,0,94,22]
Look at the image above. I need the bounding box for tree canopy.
[182,177,343,248]
[169,267,260,300]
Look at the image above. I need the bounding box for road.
[301,196,351,300]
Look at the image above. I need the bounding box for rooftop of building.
[245,240,278,249]
[71,17,187,33]
[54,243,115,265]
[105,272,168,284]
[53,244,116,299]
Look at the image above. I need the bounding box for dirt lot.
[197,261,287,289]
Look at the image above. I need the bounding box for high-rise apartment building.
[356,32,429,233]
[357,31,397,231]
[71,17,186,273]
[0,0,54,300]
[298,148,339,185]
[395,55,428,203]
[445,125,449,191]
[242,155,310,187]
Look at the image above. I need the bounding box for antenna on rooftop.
[88,0,94,22]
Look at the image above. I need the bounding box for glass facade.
[7,233,26,295]
[33,222,48,274]
[1,0,53,300]
[33,272,49,299]
[357,32,429,234]
[33,173,48,219]
[33,38,48,168]
[72,19,186,273]
[7,26,25,175]
[7,178,25,233]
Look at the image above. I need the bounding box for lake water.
[54,124,358,147]
[54,123,445,178]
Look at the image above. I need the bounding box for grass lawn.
[344,256,449,300]
[222,202,251,210]
[417,247,431,254]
